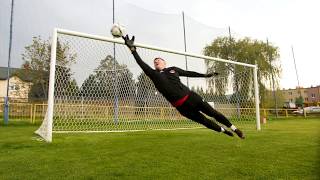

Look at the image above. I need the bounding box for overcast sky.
[1,0,319,89]
[129,0,320,89]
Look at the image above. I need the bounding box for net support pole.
[182,11,189,87]
[112,0,119,124]
[253,65,261,130]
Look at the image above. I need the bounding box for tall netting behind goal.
[36,29,260,142]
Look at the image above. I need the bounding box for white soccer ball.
[110,23,125,38]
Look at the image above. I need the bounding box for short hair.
[153,57,165,61]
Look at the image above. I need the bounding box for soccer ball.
[110,23,124,38]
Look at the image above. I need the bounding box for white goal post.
[36,28,260,142]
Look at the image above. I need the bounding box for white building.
[0,67,32,102]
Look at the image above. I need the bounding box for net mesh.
[36,31,257,140]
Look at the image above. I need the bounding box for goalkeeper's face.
[154,58,166,71]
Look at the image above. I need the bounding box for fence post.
[285,109,288,118]
[30,103,33,124]
[33,104,37,123]
[160,108,164,120]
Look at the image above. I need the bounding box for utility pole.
[228,27,240,118]
[267,39,278,118]
[291,46,302,107]
[4,0,15,124]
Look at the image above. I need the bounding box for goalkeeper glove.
[122,35,136,52]
[206,72,219,77]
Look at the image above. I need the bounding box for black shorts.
[176,91,232,128]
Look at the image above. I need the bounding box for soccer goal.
[36,28,260,142]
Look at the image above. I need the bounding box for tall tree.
[80,55,135,105]
[203,37,281,107]
[263,89,285,108]
[295,96,304,108]
[135,72,164,107]
[19,36,78,101]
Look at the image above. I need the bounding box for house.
[0,67,32,102]
[307,86,320,104]
[281,87,307,103]
[281,86,320,107]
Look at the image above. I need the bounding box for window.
[305,98,308,101]
[289,99,293,102]
[311,93,316,98]
[289,92,292,95]
[9,84,20,91]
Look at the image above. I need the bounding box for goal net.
[36,29,260,142]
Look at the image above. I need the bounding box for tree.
[18,36,78,101]
[263,89,285,108]
[295,96,304,108]
[80,55,135,105]
[135,72,163,107]
[191,86,207,97]
[203,37,281,107]
[191,86,228,103]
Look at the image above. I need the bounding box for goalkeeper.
[123,35,245,139]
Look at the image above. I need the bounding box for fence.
[1,102,318,125]
[0,103,47,124]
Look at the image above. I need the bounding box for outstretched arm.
[174,67,218,78]
[123,35,155,78]
[132,50,155,77]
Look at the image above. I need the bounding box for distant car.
[292,109,303,114]
[292,106,320,114]
[305,106,320,113]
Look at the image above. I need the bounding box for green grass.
[0,118,319,179]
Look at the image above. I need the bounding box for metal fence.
[0,102,47,124]
[1,102,318,125]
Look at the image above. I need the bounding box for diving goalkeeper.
[123,35,245,139]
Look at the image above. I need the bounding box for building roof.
[282,85,320,91]
[0,67,32,82]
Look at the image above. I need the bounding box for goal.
[36,28,260,142]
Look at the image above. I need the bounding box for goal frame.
[36,28,261,142]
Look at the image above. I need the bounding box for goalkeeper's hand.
[205,72,219,77]
[122,35,136,52]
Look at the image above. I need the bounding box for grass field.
[0,118,319,179]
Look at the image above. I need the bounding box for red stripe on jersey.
[171,94,190,107]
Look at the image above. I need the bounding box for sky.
[128,0,320,89]
[0,0,319,89]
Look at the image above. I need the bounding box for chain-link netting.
[35,31,257,140]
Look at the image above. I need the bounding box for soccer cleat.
[234,129,245,139]
[223,130,234,137]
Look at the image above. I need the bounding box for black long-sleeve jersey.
[132,50,208,103]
